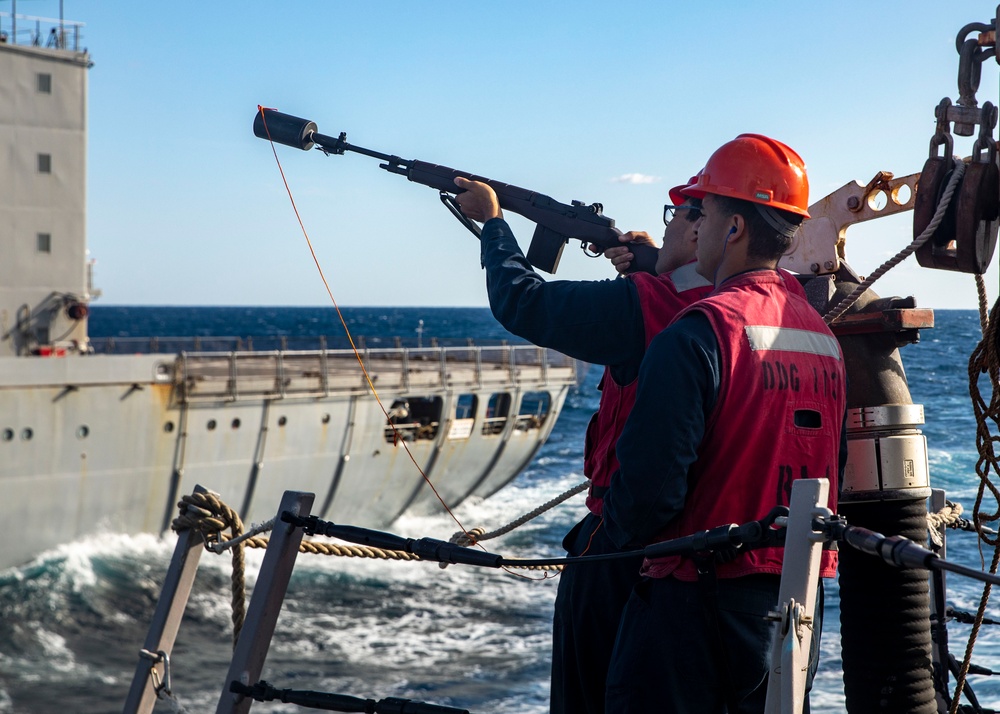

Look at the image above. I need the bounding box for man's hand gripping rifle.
[253,109,658,274]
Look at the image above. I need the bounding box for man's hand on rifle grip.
[454,177,503,223]
[600,231,659,275]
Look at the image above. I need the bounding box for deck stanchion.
[215,490,315,714]
[122,484,211,714]
[764,478,830,714]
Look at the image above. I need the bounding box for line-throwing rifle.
[253,108,657,274]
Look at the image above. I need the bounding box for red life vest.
[583,263,712,515]
[642,269,845,581]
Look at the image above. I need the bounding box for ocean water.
[1,306,999,713]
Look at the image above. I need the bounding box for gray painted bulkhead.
[0,41,93,358]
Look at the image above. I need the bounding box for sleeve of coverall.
[479,218,647,366]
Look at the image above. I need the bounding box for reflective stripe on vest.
[744,325,842,359]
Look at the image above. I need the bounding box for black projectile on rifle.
[253,109,657,274]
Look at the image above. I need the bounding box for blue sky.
[9,0,1000,308]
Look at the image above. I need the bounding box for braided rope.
[951,277,1000,714]
[238,534,423,561]
[823,160,967,325]
[172,492,248,648]
[977,273,990,334]
[447,481,589,548]
[927,500,964,547]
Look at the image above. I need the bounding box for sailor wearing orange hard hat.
[602,134,846,713]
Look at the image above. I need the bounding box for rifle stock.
[253,109,658,274]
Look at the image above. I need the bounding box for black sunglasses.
[663,203,702,226]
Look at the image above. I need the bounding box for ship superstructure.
[0,15,92,357]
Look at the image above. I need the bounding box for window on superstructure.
[37,233,51,253]
[38,154,52,174]
[514,391,551,431]
[383,396,443,444]
[455,394,477,420]
[37,73,52,93]
[447,394,478,440]
[482,393,511,435]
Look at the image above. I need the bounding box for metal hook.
[139,648,173,699]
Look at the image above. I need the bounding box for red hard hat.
[681,134,810,218]
[668,174,700,206]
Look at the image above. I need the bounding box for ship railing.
[174,344,576,403]
[124,481,832,713]
[89,335,533,354]
[0,13,84,51]
[382,420,441,443]
[480,417,508,435]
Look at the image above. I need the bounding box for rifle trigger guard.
[439,192,482,240]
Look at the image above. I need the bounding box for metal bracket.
[316,131,348,156]
[780,172,919,276]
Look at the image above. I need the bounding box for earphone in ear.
[713,227,738,287]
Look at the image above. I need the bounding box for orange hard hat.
[681,134,810,218]
[668,174,700,206]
